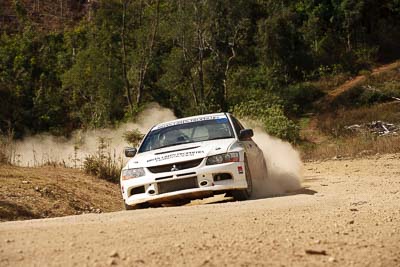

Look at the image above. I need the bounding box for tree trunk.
[197,31,205,113]
[194,3,205,113]
[178,0,199,108]
[222,44,236,105]
[60,0,63,18]
[347,31,352,52]
[135,0,160,106]
[120,0,133,111]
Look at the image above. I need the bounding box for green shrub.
[358,69,372,76]
[333,82,400,108]
[354,46,378,67]
[123,129,144,147]
[358,87,392,105]
[261,105,300,142]
[233,99,299,143]
[83,137,122,183]
[281,83,325,114]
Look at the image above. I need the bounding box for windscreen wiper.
[156,141,194,150]
[206,136,234,141]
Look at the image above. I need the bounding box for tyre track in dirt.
[1,154,400,266]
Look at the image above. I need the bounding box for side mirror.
[124,147,137,158]
[239,129,254,140]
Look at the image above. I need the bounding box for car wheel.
[124,202,149,210]
[124,203,135,210]
[231,157,253,201]
[262,158,268,179]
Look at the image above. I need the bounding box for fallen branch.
[305,249,327,255]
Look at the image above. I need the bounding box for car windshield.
[139,116,234,153]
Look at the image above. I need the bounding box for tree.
[62,1,125,128]
[159,0,212,114]
[121,0,161,111]
[256,6,311,82]
[207,0,253,109]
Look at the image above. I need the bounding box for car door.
[229,116,259,173]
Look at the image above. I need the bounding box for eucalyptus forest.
[1,0,399,142]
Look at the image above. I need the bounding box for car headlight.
[121,168,145,181]
[206,152,240,165]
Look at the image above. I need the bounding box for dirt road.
[1,154,400,266]
[327,61,400,99]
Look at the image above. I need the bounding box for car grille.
[147,158,203,173]
[157,176,198,194]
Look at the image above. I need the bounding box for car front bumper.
[121,160,248,206]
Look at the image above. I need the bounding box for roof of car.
[152,112,229,130]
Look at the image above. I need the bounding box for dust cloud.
[13,106,302,197]
[251,128,303,197]
[12,103,176,167]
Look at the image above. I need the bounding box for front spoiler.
[125,184,245,206]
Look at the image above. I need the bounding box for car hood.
[126,138,236,169]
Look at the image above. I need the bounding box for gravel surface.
[1,154,399,266]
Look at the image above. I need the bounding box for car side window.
[230,116,244,136]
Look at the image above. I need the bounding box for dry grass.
[82,137,123,183]
[367,66,400,85]
[0,143,8,164]
[123,129,144,147]
[301,101,400,161]
[317,102,400,137]
[315,62,400,112]
[0,130,15,165]
[301,135,400,161]
[310,72,351,93]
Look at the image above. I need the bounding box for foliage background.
[1,0,399,142]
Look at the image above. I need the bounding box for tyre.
[231,157,253,201]
[124,202,135,210]
[124,202,149,210]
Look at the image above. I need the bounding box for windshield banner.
[147,150,205,164]
[153,115,227,130]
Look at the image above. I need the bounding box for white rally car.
[120,113,267,209]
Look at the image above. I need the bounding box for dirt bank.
[1,154,400,266]
[0,166,121,221]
